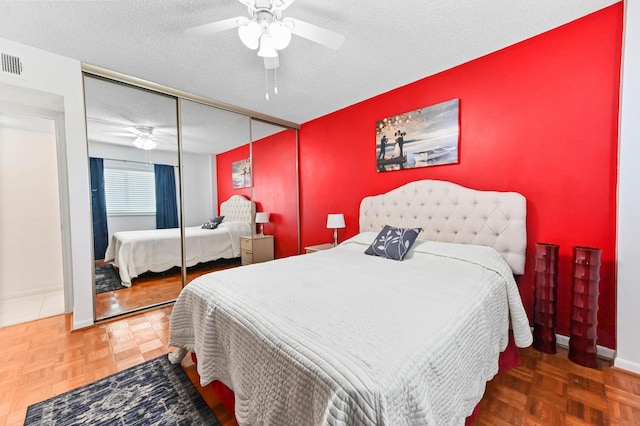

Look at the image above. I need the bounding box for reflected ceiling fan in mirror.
[185,0,345,99]
[108,125,161,151]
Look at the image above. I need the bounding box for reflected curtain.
[154,163,178,229]
[89,157,109,260]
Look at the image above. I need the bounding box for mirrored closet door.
[250,120,299,258]
[179,99,252,286]
[85,75,182,320]
[84,69,300,322]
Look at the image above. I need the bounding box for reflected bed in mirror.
[103,195,254,287]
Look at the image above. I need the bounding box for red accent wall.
[252,130,298,258]
[299,4,623,349]
[217,130,299,258]
[217,143,251,205]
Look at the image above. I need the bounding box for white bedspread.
[169,233,532,425]
[104,221,250,286]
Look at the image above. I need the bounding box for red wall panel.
[299,4,623,348]
[252,130,299,258]
[217,131,299,258]
[216,144,251,210]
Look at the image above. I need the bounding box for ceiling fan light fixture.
[238,20,261,49]
[269,21,291,50]
[132,136,157,151]
[257,34,278,58]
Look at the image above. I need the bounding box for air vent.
[1,52,23,77]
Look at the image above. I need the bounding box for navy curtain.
[89,157,109,260]
[154,164,179,229]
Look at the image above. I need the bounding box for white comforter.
[169,233,532,425]
[104,221,251,286]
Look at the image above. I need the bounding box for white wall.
[0,37,93,329]
[615,1,640,374]
[182,151,214,227]
[0,120,64,298]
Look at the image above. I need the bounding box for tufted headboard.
[359,180,527,274]
[220,195,255,224]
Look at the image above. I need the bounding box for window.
[104,166,156,215]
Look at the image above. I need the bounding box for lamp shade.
[269,21,291,50]
[257,34,278,58]
[255,212,270,224]
[326,213,345,229]
[238,20,261,50]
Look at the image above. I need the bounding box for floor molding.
[555,333,616,360]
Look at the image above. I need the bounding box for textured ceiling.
[0,0,618,126]
[83,74,287,155]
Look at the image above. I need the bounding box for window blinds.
[104,167,156,215]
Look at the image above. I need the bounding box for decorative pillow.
[364,225,422,261]
[201,215,225,229]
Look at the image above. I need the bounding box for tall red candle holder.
[569,246,601,368]
[533,242,559,354]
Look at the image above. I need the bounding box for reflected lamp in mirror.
[326,213,345,247]
[255,212,270,236]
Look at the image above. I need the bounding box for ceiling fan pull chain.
[274,67,278,95]
[265,67,270,100]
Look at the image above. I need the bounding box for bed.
[169,180,532,425]
[104,195,254,287]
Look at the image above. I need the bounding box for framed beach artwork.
[376,98,459,172]
[232,158,252,189]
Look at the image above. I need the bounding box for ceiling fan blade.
[263,56,280,70]
[124,126,148,136]
[185,16,247,36]
[105,132,137,137]
[284,17,344,50]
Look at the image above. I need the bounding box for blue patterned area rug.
[94,264,126,294]
[24,355,220,425]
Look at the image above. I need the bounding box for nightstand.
[304,243,335,254]
[240,235,274,265]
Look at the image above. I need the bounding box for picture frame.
[376,98,459,172]
[232,158,252,189]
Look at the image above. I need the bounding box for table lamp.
[326,213,345,246]
[255,212,270,236]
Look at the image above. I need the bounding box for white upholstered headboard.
[359,180,527,274]
[220,195,255,224]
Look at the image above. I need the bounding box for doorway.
[0,86,67,327]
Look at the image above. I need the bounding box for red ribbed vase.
[533,243,559,354]
[569,246,601,368]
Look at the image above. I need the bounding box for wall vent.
[1,52,24,78]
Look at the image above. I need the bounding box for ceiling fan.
[185,0,345,70]
[107,125,162,150]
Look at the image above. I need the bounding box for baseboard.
[613,357,640,375]
[73,317,95,330]
[3,285,64,299]
[529,327,617,361]
[554,333,616,360]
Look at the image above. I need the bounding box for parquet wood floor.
[95,258,241,320]
[0,306,238,426]
[2,305,639,426]
[476,347,640,425]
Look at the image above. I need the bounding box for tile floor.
[0,290,65,328]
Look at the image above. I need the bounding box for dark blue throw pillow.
[364,225,422,261]
[201,215,225,229]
